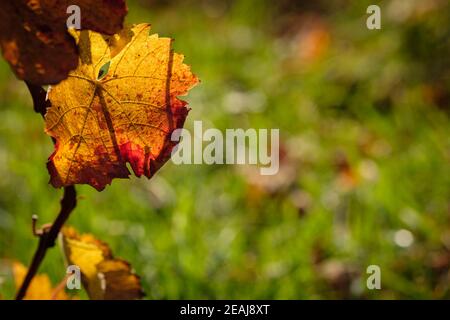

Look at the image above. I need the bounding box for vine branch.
[15,82,77,300]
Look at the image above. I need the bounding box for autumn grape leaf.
[60,227,144,300]
[0,0,127,85]
[12,262,70,300]
[45,23,198,190]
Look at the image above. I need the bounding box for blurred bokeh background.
[0,0,449,299]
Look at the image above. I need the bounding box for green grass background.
[0,0,449,299]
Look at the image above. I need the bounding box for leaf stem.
[15,186,77,300]
[15,82,77,300]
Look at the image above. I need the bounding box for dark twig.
[25,81,49,116]
[15,82,77,300]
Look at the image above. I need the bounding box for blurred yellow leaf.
[12,262,69,300]
[60,227,144,300]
